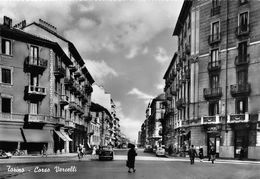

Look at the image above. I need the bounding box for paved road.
[1,149,260,179]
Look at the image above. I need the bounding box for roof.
[163,52,178,79]
[173,0,193,36]
[82,66,95,84]
[0,24,72,66]
[90,102,112,119]
[151,93,165,107]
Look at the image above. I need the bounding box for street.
[0,149,259,179]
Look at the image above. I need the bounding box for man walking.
[209,146,216,164]
[188,145,197,165]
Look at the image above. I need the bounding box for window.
[30,103,38,114]
[211,21,220,40]
[209,101,219,116]
[239,0,248,5]
[238,42,247,62]
[2,97,11,113]
[212,0,220,8]
[211,49,219,66]
[239,12,249,32]
[55,104,58,117]
[236,98,248,114]
[30,46,39,65]
[237,70,247,85]
[1,39,11,55]
[30,74,38,86]
[210,75,219,88]
[2,68,11,84]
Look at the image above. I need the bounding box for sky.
[0,0,183,142]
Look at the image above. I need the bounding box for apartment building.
[0,16,94,155]
[165,0,260,159]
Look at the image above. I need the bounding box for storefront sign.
[206,125,221,132]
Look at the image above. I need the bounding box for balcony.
[25,85,46,101]
[203,87,222,100]
[170,87,177,96]
[230,83,251,97]
[74,84,81,96]
[0,113,24,122]
[185,44,191,55]
[60,95,69,106]
[201,115,220,125]
[211,6,221,16]
[52,116,65,126]
[76,104,84,115]
[228,113,249,123]
[68,65,77,72]
[65,120,75,128]
[85,84,93,94]
[235,54,250,66]
[236,24,250,37]
[68,101,78,111]
[176,98,186,109]
[54,66,66,78]
[25,114,49,123]
[78,75,85,82]
[176,62,182,71]
[208,60,221,72]
[24,56,48,73]
[74,70,81,78]
[208,33,221,45]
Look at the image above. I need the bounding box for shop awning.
[54,130,67,141]
[0,128,24,142]
[60,131,72,141]
[22,129,53,143]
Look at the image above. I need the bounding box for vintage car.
[143,145,153,153]
[98,146,114,160]
[0,150,12,159]
[156,146,166,157]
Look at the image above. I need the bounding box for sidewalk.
[0,153,93,165]
[165,154,260,165]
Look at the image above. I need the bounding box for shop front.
[205,125,221,158]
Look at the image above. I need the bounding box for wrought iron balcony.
[25,85,46,100]
[24,56,48,72]
[235,54,250,66]
[201,115,220,125]
[228,113,249,123]
[203,87,222,100]
[208,33,221,45]
[54,65,66,78]
[25,114,49,123]
[176,98,186,109]
[236,24,250,37]
[211,6,221,16]
[69,101,78,111]
[68,65,77,72]
[230,83,251,97]
[208,60,221,72]
[60,95,69,106]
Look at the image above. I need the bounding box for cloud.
[128,88,153,100]
[142,47,148,54]
[156,83,164,90]
[125,46,139,59]
[84,59,118,83]
[154,47,171,64]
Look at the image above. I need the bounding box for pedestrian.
[77,145,83,159]
[42,144,47,157]
[188,145,197,165]
[240,147,244,160]
[209,146,216,164]
[127,144,137,173]
[199,147,203,162]
[92,145,97,159]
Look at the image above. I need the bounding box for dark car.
[98,146,114,160]
[0,150,12,159]
[144,145,153,153]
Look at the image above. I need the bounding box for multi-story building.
[146,94,165,148]
[165,0,260,159]
[0,16,94,155]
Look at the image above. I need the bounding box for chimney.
[3,16,12,28]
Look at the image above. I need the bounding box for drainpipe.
[225,0,229,134]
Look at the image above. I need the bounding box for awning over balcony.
[54,130,67,141]
[22,129,53,143]
[60,131,73,141]
[0,128,24,142]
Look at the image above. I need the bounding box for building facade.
[164,0,260,159]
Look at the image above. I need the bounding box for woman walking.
[127,144,137,173]
[209,146,216,164]
[199,147,203,162]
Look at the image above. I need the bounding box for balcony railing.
[201,115,220,125]
[230,83,251,97]
[208,60,221,72]
[69,101,78,111]
[25,114,49,123]
[65,120,75,128]
[54,66,66,78]
[235,54,250,66]
[211,6,221,16]
[25,85,46,100]
[68,65,77,72]
[60,95,69,106]
[176,98,186,109]
[0,113,25,122]
[24,56,48,72]
[236,24,250,37]
[203,87,222,100]
[208,33,221,45]
[228,113,249,123]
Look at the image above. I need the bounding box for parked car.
[0,150,12,159]
[144,145,153,153]
[98,146,114,160]
[156,147,166,157]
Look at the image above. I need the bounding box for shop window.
[236,98,248,114]
[1,39,11,55]
[1,68,11,84]
[2,97,11,113]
